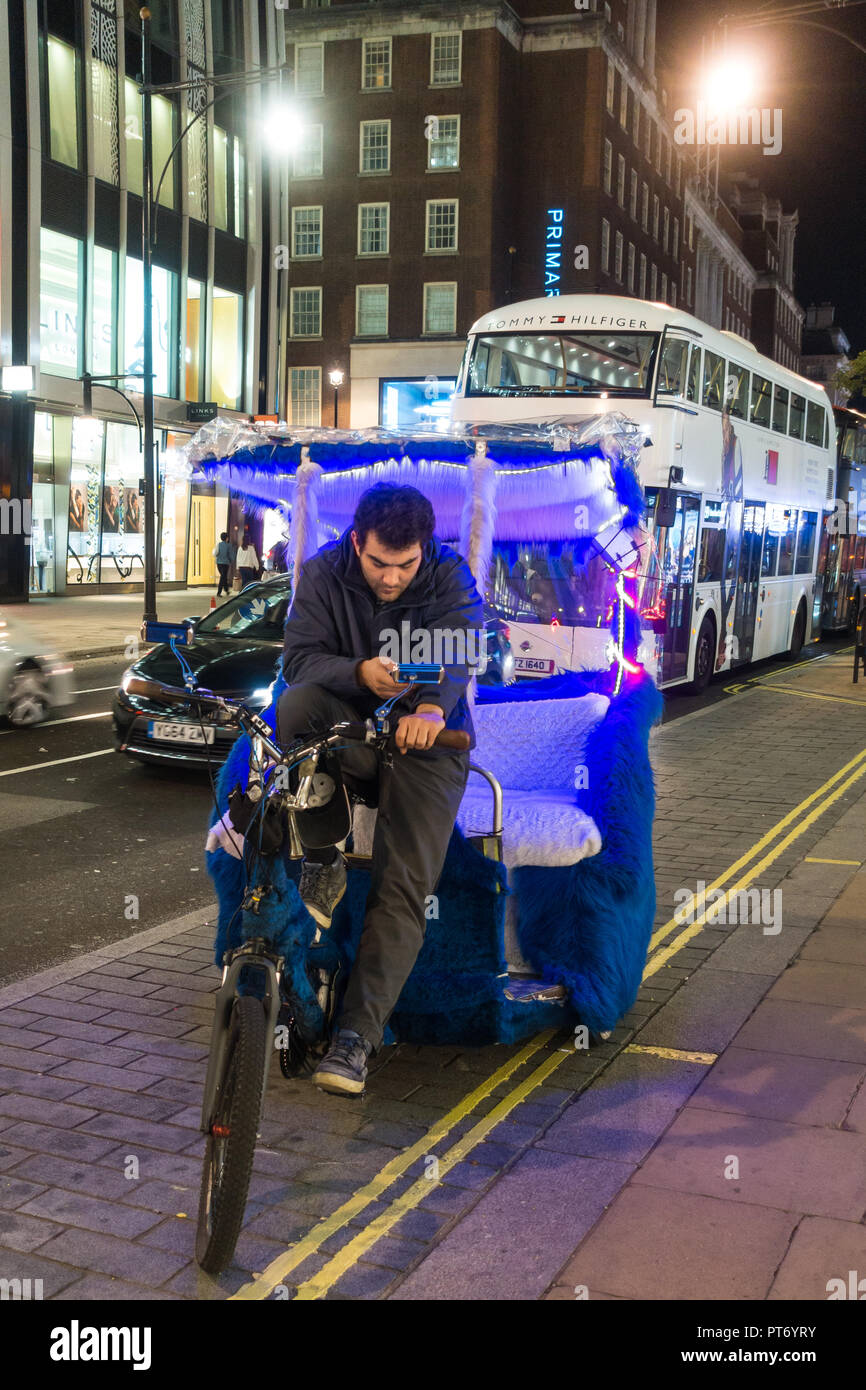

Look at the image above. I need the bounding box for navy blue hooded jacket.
[282,528,483,748]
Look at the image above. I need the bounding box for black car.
[114,577,514,769]
[114,579,291,767]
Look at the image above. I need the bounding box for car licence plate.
[513,657,556,673]
[148,721,215,745]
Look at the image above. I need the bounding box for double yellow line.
[233,741,866,1300]
[644,743,866,978]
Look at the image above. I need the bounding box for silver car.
[0,607,73,726]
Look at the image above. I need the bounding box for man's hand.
[356,655,411,699]
[395,707,445,754]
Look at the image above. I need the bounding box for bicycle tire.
[196,994,268,1275]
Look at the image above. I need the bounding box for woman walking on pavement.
[236,531,259,589]
[214,532,233,597]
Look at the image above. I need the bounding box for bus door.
[731,501,765,665]
[654,492,701,683]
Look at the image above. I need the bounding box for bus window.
[702,350,725,411]
[726,363,749,419]
[657,337,689,396]
[806,401,824,446]
[823,413,830,449]
[698,526,726,581]
[750,374,772,428]
[761,523,779,576]
[686,346,701,402]
[772,384,789,434]
[778,509,798,576]
[789,394,805,439]
[796,511,818,574]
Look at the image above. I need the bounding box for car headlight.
[250,684,276,707]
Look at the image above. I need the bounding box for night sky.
[656,0,866,353]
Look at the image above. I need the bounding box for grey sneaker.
[313,1028,373,1096]
[299,853,347,929]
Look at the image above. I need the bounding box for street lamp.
[137,6,290,625]
[328,369,344,429]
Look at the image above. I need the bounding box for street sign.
[187,402,218,422]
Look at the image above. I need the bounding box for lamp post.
[136,6,293,627]
[328,369,344,429]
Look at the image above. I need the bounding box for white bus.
[451,295,835,690]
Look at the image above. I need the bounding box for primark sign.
[544,208,564,296]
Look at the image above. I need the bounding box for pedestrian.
[213,532,233,597]
[236,532,259,589]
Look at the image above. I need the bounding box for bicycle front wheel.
[196,993,268,1275]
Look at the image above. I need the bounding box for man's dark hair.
[353,483,435,551]
[220,532,228,541]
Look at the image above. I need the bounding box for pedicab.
[176,411,662,1054]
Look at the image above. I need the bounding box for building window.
[91,244,116,377]
[185,277,202,402]
[606,59,615,113]
[639,252,647,297]
[616,154,626,207]
[603,139,613,194]
[673,217,679,259]
[40,228,82,378]
[426,199,458,252]
[644,113,651,158]
[655,125,663,173]
[362,38,391,90]
[633,100,640,148]
[293,124,324,177]
[431,32,462,86]
[675,155,682,196]
[124,257,175,397]
[292,206,322,258]
[360,120,391,173]
[290,367,321,426]
[641,182,649,232]
[661,272,668,301]
[358,203,390,255]
[295,43,324,96]
[629,169,638,221]
[663,207,670,253]
[290,287,322,337]
[211,286,243,410]
[125,81,176,208]
[619,77,628,129]
[670,282,677,307]
[213,127,244,235]
[627,242,635,293]
[652,194,660,241]
[664,138,671,185]
[600,218,610,274]
[686,265,692,304]
[423,282,457,334]
[427,115,460,169]
[650,263,657,298]
[47,37,80,169]
[615,231,623,283]
[356,285,389,336]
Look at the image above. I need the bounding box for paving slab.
[687,1046,865,1127]
[635,969,775,1054]
[630,1106,866,1219]
[550,1187,796,1301]
[768,1216,866,1300]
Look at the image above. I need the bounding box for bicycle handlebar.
[124,678,471,751]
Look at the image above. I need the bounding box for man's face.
[352,528,423,602]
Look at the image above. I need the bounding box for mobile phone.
[394,663,444,684]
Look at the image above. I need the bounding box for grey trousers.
[277,683,469,1050]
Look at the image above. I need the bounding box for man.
[277,482,483,1096]
[214,532,233,597]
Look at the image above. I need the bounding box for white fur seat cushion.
[457,787,601,870]
[471,692,610,792]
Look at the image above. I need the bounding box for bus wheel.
[687,616,716,694]
[788,602,807,659]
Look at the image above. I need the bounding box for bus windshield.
[488,542,618,627]
[466,331,659,398]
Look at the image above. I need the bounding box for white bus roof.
[467,295,826,403]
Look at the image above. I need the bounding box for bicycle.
[124,656,469,1275]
